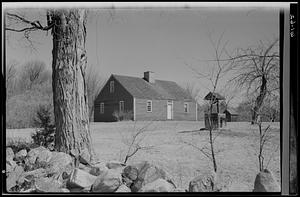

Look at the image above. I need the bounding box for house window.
[184,102,189,113]
[119,101,124,112]
[110,81,114,93]
[147,100,152,112]
[100,102,104,114]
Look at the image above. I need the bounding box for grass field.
[6,121,280,191]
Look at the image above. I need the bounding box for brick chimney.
[144,71,155,83]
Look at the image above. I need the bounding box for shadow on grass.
[178,128,206,134]
[178,128,254,138]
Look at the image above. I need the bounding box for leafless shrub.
[112,110,133,121]
[121,121,156,164]
[255,119,280,171]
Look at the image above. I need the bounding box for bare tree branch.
[5,12,54,32]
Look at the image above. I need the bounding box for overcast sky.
[5,3,280,106]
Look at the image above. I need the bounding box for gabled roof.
[112,74,193,101]
[204,92,225,101]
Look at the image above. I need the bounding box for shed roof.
[112,74,193,101]
[224,108,239,115]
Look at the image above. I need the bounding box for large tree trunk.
[251,75,267,124]
[49,9,95,162]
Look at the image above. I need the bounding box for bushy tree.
[31,105,55,149]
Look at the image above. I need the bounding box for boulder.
[91,169,122,192]
[69,187,90,193]
[172,187,186,192]
[69,168,97,188]
[15,149,27,160]
[128,161,171,192]
[61,188,70,192]
[47,151,73,175]
[115,184,131,192]
[188,171,219,192]
[253,169,280,192]
[6,160,17,174]
[139,178,175,192]
[89,166,103,176]
[122,165,138,181]
[6,147,15,161]
[26,146,52,166]
[106,160,126,169]
[19,168,47,184]
[35,177,63,192]
[79,148,91,165]
[78,163,106,176]
[20,188,36,193]
[122,176,134,188]
[6,165,24,191]
[92,162,109,172]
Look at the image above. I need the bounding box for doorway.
[167,100,173,120]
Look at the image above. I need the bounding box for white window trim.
[184,102,189,113]
[100,102,104,114]
[119,101,124,112]
[110,81,114,93]
[147,100,152,112]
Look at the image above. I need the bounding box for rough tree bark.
[48,9,95,162]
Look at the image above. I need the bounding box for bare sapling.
[184,31,232,173]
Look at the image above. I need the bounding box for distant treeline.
[6,60,105,129]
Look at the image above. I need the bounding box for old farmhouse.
[94,71,197,122]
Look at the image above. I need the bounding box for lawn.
[6,121,281,192]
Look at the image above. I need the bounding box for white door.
[167,101,173,120]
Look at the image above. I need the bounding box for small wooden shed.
[223,108,239,122]
[203,92,226,130]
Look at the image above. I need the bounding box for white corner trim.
[196,102,198,121]
[133,97,136,121]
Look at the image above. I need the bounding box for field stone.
[91,169,122,192]
[69,187,90,193]
[106,160,126,169]
[82,162,108,176]
[47,152,73,174]
[89,166,103,176]
[15,149,27,160]
[122,176,133,187]
[26,146,52,166]
[20,188,36,193]
[6,147,15,162]
[6,160,17,174]
[6,165,24,191]
[172,187,186,192]
[129,161,169,192]
[115,184,131,192]
[253,169,280,192]
[61,188,70,192]
[69,168,97,188]
[139,178,175,192]
[122,165,138,181]
[35,177,63,192]
[92,162,109,172]
[79,148,91,165]
[20,168,47,181]
[188,171,218,192]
